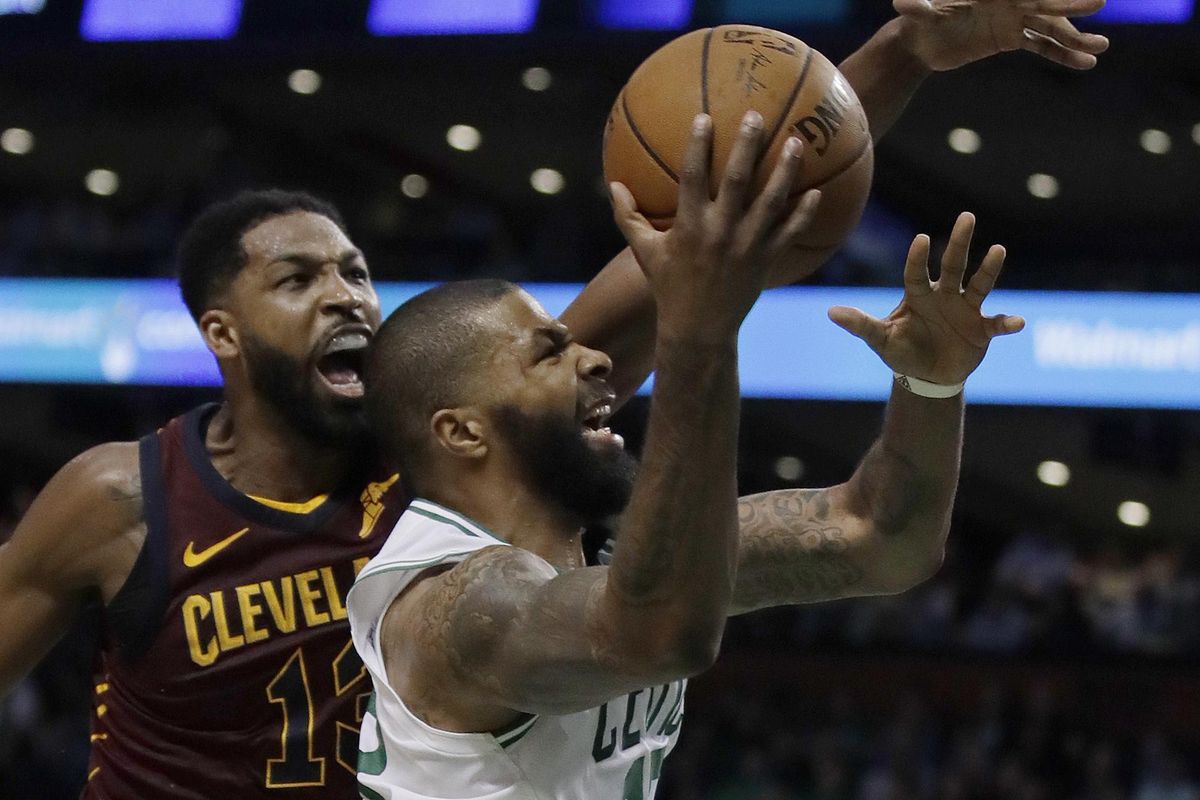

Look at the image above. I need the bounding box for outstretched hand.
[828,212,1025,385]
[610,112,821,343]
[894,0,1110,72]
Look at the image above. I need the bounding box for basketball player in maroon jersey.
[0,1,1107,797]
[0,189,669,799]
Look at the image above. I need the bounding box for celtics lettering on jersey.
[347,499,688,800]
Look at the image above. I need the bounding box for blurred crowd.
[726,527,1200,658]
[4,192,1187,292]
[663,681,1200,800]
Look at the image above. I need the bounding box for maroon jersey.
[83,404,407,799]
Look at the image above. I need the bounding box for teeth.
[327,332,369,354]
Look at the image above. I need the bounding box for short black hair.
[365,279,518,483]
[177,189,347,321]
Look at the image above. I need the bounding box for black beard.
[494,405,637,527]
[240,332,369,449]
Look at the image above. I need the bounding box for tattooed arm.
[731,385,961,615]
[733,214,1026,615]
[0,442,145,697]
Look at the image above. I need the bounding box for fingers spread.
[714,110,767,220]
[1022,28,1099,69]
[904,234,934,296]
[987,314,1027,337]
[964,244,1007,308]
[747,137,805,241]
[828,306,888,352]
[937,212,976,293]
[769,188,822,253]
[1025,15,1110,53]
[609,182,659,256]
[1016,0,1105,18]
[676,114,714,229]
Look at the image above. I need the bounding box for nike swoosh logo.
[183,528,250,568]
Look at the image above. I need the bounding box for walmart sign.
[0,279,1197,408]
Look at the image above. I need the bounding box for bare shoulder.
[398,546,558,661]
[0,440,144,596]
[52,441,144,529]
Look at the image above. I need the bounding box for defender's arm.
[0,442,143,698]
[840,1,1108,142]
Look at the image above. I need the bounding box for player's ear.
[199,308,240,359]
[430,408,488,461]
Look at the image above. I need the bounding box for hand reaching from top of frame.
[894,0,1110,71]
[828,212,1025,386]
[610,111,821,344]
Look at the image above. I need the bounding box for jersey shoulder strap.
[348,498,509,679]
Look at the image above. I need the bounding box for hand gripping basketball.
[610,110,821,343]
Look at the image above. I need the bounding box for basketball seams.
[764,46,816,150]
[700,27,714,115]
[787,135,872,198]
[620,92,680,185]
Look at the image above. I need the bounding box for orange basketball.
[603,25,874,285]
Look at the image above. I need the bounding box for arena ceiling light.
[1139,129,1171,155]
[288,69,321,95]
[400,174,429,199]
[522,67,552,92]
[530,168,565,195]
[947,127,981,154]
[85,169,119,196]
[1117,500,1150,528]
[1,128,34,155]
[1026,173,1059,200]
[446,125,482,152]
[1036,460,1070,487]
[773,456,804,482]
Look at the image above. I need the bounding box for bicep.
[0,443,141,697]
[0,540,85,696]
[395,549,679,717]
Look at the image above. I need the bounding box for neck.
[425,469,586,572]
[206,392,356,502]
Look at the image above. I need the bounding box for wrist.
[894,372,963,399]
[886,16,936,76]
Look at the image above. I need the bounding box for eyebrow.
[269,248,365,268]
[533,326,572,349]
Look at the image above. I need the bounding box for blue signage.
[367,0,539,35]
[0,279,1197,409]
[80,0,242,40]
[1094,0,1193,22]
[593,0,693,30]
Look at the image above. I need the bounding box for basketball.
[603,25,874,285]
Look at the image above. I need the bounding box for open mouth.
[316,330,370,399]
[580,399,624,449]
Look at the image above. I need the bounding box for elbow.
[666,624,723,675]
[615,611,724,679]
[874,541,946,595]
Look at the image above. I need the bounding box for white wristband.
[894,372,964,399]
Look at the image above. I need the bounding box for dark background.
[2,1,1199,798]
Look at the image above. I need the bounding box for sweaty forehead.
[491,290,561,344]
[240,211,355,265]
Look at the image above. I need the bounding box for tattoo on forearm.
[734,490,864,612]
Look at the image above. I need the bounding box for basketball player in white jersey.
[348,111,1023,799]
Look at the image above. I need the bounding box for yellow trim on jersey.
[247,493,330,514]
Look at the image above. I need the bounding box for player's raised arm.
[841,0,1109,141]
[729,213,1025,614]
[365,114,820,724]
[0,443,142,697]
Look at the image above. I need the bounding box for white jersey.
[347,498,686,800]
